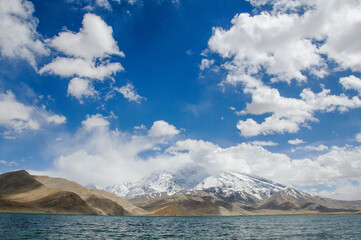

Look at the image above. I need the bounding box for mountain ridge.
[105,169,287,204]
[0,170,360,216]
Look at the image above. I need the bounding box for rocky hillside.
[0,170,144,216]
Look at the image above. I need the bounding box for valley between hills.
[0,170,360,216]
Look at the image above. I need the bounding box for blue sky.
[1,0,361,200]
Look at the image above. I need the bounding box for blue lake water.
[0,213,360,239]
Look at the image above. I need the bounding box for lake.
[0,213,360,239]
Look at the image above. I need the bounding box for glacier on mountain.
[104,167,293,203]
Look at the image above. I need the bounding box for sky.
[0,0,361,200]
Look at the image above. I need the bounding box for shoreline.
[1,210,360,217]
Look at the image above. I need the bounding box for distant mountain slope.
[34,175,147,215]
[195,171,285,204]
[0,170,139,216]
[131,191,236,216]
[0,170,43,195]
[259,187,361,213]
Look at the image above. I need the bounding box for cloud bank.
[32,115,361,200]
[207,0,361,137]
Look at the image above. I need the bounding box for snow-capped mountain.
[195,171,286,204]
[104,168,290,203]
[105,167,208,199]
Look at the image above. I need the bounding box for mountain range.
[1,169,360,216]
[105,168,286,204]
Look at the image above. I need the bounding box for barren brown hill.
[0,170,139,216]
[258,187,361,213]
[33,175,147,215]
[131,191,239,216]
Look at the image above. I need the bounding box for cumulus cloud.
[33,119,183,186]
[209,11,326,83]
[33,119,361,200]
[356,132,361,143]
[46,115,67,125]
[234,76,361,136]
[95,0,111,10]
[0,0,48,68]
[302,144,328,152]
[40,13,125,101]
[115,83,144,103]
[67,77,97,102]
[0,91,66,137]
[40,13,124,80]
[0,90,39,132]
[47,13,123,60]
[250,140,278,146]
[312,180,361,201]
[67,0,113,11]
[199,59,214,71]
[39,57,123,81]
[288,138,305,145]
[211,0,361,83]
[207,0,361,137]
[82,114,109,131]
[148,120,180,137]
[0,159,17,167]
[340,75,361,94]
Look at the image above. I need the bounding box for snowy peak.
[281,186,313,200]
[105,182,131,197]
[105,167,209,199]
[104,168,290,204]
[195,171,286,204]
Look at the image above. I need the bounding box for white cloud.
[148,120,180,137]
[0,0,48,68]
[40,13,125,98]
[246,0,315,14]
[311,180,361,201]
[82,114,109,130]
[303,144,328,152]
[356,132,361,143]
[0,159,17,166]
[115,83,144,103]
[66,0,113,10]
[234,76,361,136]
[250,140,278,146]
[208,0,361,137]
[209,11,326,84]
[186,49,193,55]
[211,0,361,83]
[67,77,97,102]
[134,124,146,130]
[111,0,136,5]
[35,119,182,186]
[288,138,305,145]
[340,75,361,94]
[0,90,39,132]
[34,118,361,199]
[39,57,123,81]
[95,0,111,10]
[47,13,123,60]
[199,59,214,71]
[0,91,66,136]
[46,115,67,125]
